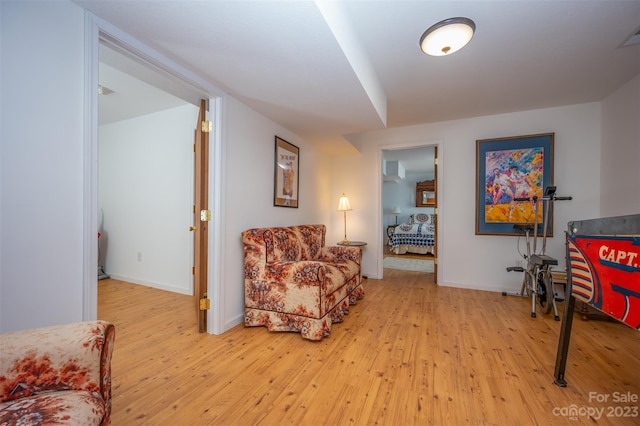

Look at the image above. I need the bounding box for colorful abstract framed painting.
[476,133,554,236]
[274,136,299,208]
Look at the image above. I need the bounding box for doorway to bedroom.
[97,41,205,329]
[382,145,438,280]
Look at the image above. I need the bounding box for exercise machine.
[504,186,572,320]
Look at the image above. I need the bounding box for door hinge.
[201,120,212,133]
[199,293,210,310]
[193,143,196,152]
[434,158,438,165]
[200,209,211,221]
[192,266,195,275]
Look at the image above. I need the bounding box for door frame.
[83,13,226,333]
[377,141,442,281]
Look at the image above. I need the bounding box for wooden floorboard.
[99,273,640,425]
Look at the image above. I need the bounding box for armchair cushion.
[0,320,115,425]
[0,391,106,426]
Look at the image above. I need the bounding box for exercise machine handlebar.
[513,195,572,202]
[512,189,573,258]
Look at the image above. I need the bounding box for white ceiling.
[98,47,189,126]
[79,0,640,156]
[383,146,435,175]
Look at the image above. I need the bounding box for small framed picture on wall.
[274,136,299,208]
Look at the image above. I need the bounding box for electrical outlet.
[137,252,142,262]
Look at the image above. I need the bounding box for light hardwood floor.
[99,273,639,425]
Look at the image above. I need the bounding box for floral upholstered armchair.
[0,320,115,425]
[242,224,364,340]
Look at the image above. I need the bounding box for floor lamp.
[338,193,352,243]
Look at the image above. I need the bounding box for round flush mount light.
[420,17,476,56]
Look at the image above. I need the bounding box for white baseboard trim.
[107,275,192,296]
[221,315,244,335]
[437,280,517,295]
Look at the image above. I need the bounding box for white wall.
[0,0,335,334]
[99,104,198,295]
[383,172,434,228]
[1,1,86,331]
[221,96,333,330]
[600,73,640,217]
[1,0,636,334]
[338,103,602,293]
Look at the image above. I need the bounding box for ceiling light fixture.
[420,17,476,56]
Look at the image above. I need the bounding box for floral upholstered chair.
[243,224,364,340]
[0,320,115,425]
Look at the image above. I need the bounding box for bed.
[388,213,435,255]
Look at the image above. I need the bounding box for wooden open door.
[193,99,210,333]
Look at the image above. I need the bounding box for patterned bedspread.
[390,223,435,248]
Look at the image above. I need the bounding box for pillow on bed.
[409,213,432,224]
[398,223,413,231]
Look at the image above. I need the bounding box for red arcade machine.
[554,214,639,387]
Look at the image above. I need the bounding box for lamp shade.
[420,17,475,56]
[392,206,402,215]
[337,194,352,211]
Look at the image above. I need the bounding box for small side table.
[336,241,367,279]
[337,241,367,247]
